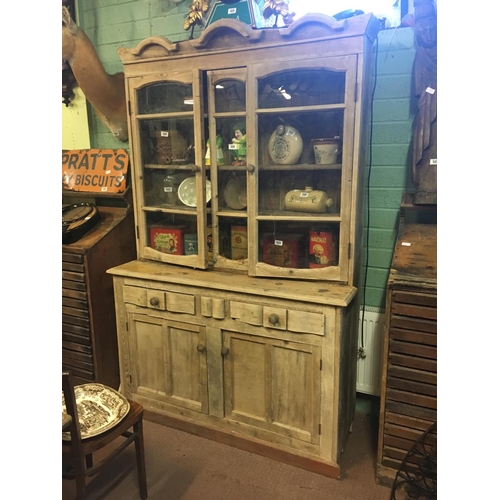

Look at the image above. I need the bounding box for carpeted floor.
[62,395,391,500]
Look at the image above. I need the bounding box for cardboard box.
[150,225,185,255]
[262,234,305,268]
[309,230,338,268]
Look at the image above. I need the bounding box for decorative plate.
[62,383,130,441]
[224,175,247,210]
[178,177,212,207]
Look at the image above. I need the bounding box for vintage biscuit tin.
[231,225,248,260]
[309,230,338,268]
[150,224,185,255]
[262,233,305,268]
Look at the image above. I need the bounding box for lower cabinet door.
[128,313,209,414]
[222,331,321,445]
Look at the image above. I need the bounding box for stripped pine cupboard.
[108,14,379,477]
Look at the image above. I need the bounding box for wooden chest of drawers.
[62,206,136,389]
[376,223,437,486]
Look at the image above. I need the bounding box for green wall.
[76,1,418,309]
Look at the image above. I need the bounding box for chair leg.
[86,453,93,469]
[73,456,87,500]
[134,417,148,500]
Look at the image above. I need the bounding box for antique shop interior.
[59,1,439,499]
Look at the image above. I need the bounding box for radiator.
[357,307,385,396]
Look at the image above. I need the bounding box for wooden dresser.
[376,221,437,485]
[108,13,380,478]
[62,205,136,389]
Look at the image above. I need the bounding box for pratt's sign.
[62,149,129,193]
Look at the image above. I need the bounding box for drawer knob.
[268,313,280,325]
[197,343,206,353]
[149,297,160,306]
[221,346,230,356]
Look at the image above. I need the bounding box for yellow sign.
[62,149,129,193]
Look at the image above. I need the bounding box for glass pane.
[146,212,199,255]
[140,118,195,167]
[137,82,194,114]
[258,221,340,269]
[214,79,246,113]
[257,111,343,166]
[258,70,345,109]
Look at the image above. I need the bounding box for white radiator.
[356,307,385,396]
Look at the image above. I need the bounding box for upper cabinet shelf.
[120,14,379,285]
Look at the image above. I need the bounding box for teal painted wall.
[76,2,418,309]
[361,27,417,310]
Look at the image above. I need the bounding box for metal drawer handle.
[268,313,280,325]
[149,297,160,306]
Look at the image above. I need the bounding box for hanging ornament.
[184,0,211,38]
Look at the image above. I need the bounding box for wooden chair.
[62,371,148,499]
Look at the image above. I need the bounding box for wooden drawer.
[230,301,325,336]
[379,288,437,475]
[123,285,196,315]
[62,252,84,264]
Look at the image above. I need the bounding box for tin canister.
[184,233,198,255]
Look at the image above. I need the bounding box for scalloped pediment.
[190,18,263,50]
[118,36,179,60]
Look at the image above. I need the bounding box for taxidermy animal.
[62,6,128,142]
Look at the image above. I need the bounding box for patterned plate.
[178,177,212,207]
[62,383,130,441]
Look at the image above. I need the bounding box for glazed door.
[247,56,358,282]
[206,68,250,272]
[128,313,209,414]
[222,331,321,445]
[127,70,209,268]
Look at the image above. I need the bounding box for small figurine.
[229,123,247,166]
[205,135,225,166]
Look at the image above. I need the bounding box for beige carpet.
[62,397,391,499]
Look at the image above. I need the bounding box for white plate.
[224,176,247,210]
[178,177,212,207]
[62,383,130,441]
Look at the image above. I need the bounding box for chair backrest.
[62,371,84,459]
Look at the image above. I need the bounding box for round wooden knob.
[197,343,206,352]
[268,313,279,325]
[221,346,229,356]
[149,297,160,306]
